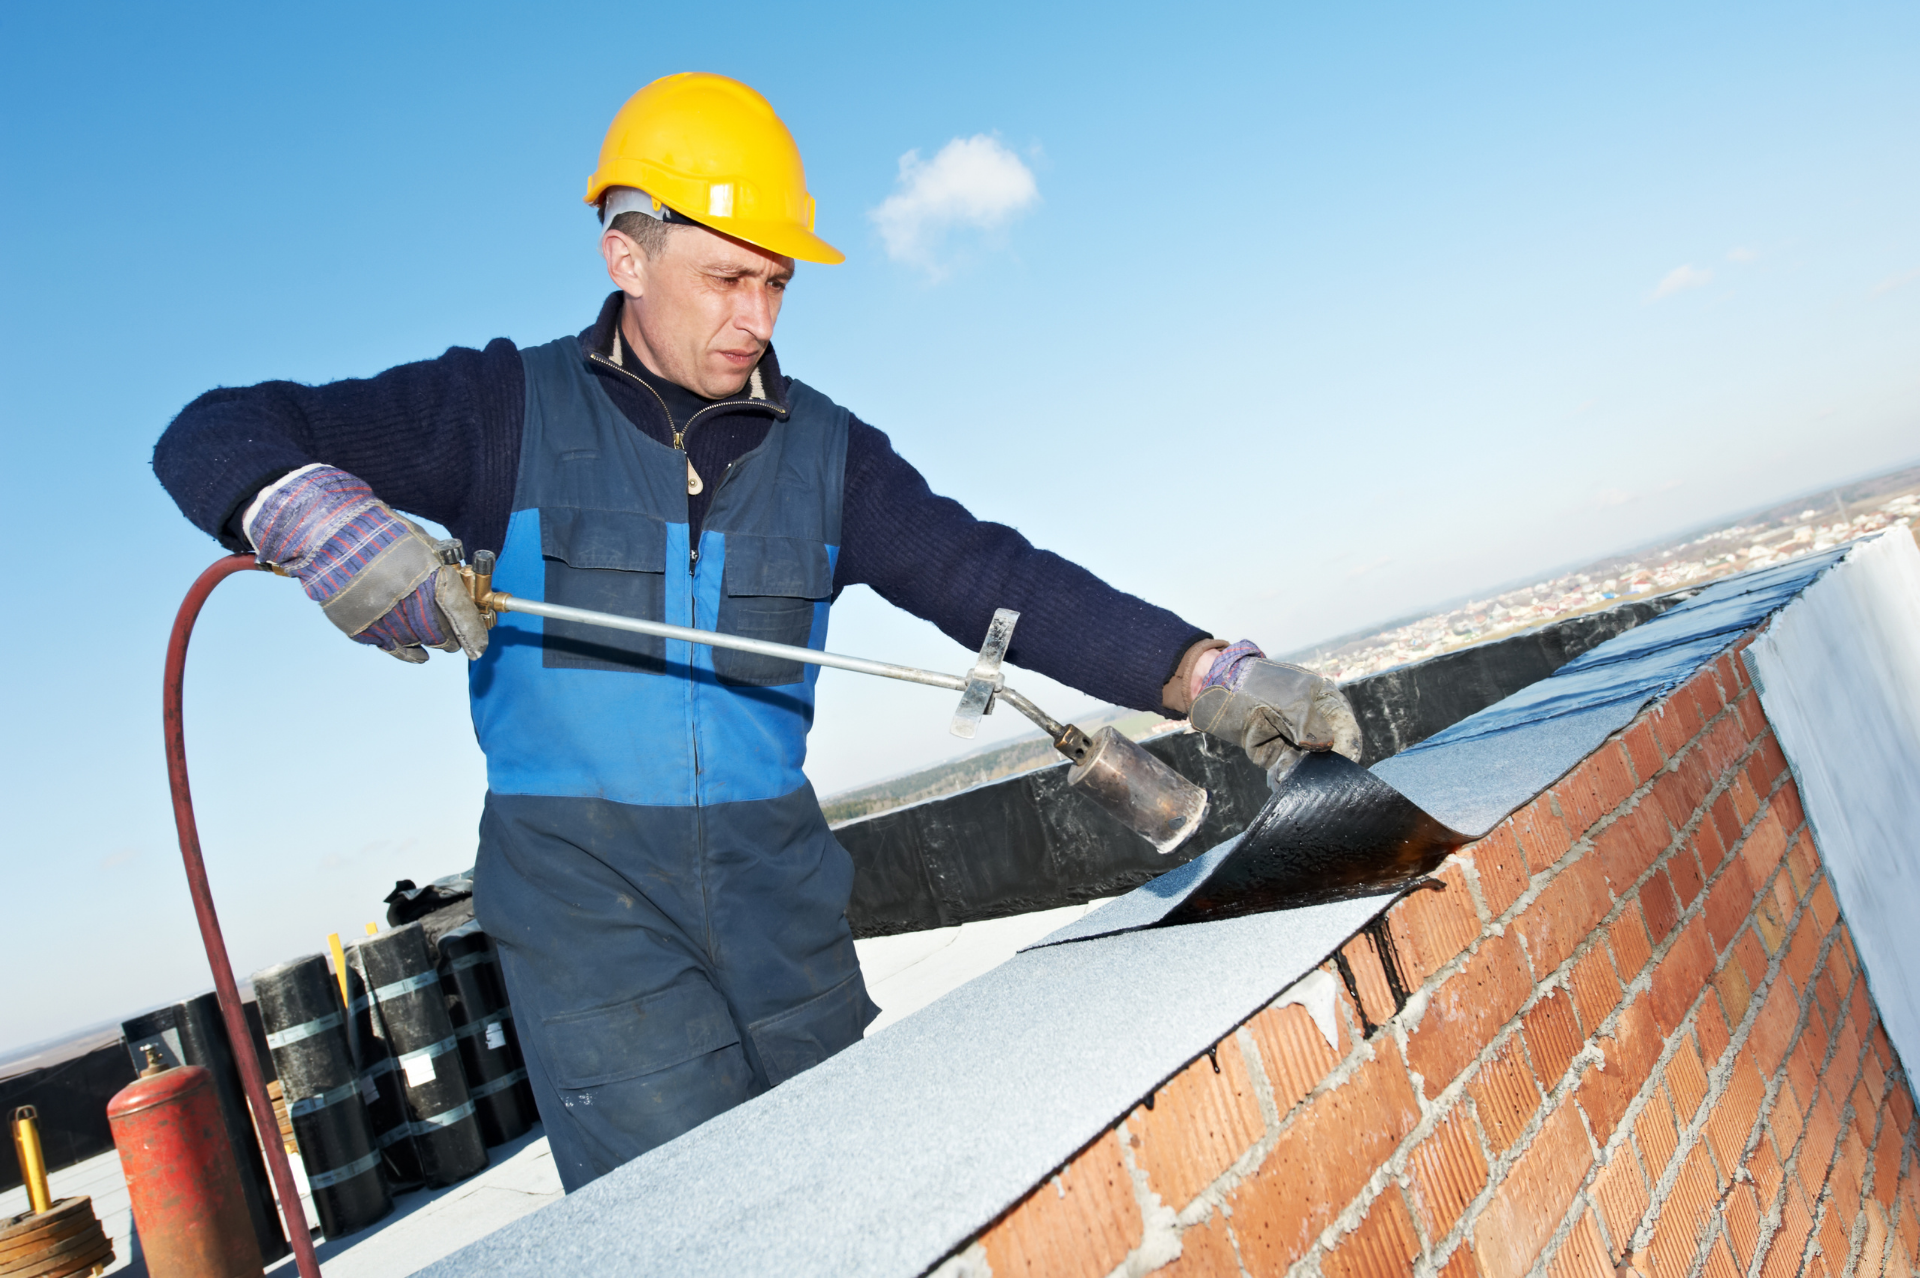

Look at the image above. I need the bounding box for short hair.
[607,209,683,258]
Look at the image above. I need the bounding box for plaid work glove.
[1189,641,1363,788]
[246,465,488,663]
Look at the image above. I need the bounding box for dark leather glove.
[1189,642,1363,787]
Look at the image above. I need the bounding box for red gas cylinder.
[107,1055,266,1278]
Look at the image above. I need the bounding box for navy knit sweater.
[152,293,1210,713]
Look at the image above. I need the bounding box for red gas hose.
[163,554,322,1278]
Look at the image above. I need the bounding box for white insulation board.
[1746,531,1920,1079]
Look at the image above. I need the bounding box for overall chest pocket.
[713,534,832,687]
[540,507,668,674]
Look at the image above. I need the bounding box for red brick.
[1623,719,1665,782]
[1812,880,1841,933]
[1863,1039,1890,1110]
[1669,845,1705,910]
[1702,854,1757,955]
[1686,665,1727,716]
[1637,1090,1681,1179]
[1851,1082,1882,1152]
[1785,908,1827,1000]
[1836,1024,1868,1095]
[1803,1088,1845,1200]
[1549,1208,1614,1278]
[1592,1150,1650,1257]
[1341,933,1398,1030]
[1386,861,1482,987]
[1702,1233,1741,1277]
[1764,1183,1816,1274]
[1513,798,1575,874]
[1406,1105,1487,1241]
[1524,988,1582,1088]
[1323,1186,1421,1279]
[1862,1198,1891,1280]
[1730,772,1762,825]
[1711,792,1744,850]
[1406,932,1531,1098]
[1747,980,1802,1079]
[1872,1023,1899,1082]
[1514,857,1613,980]
[1129,1036,1264,1212]
[1704,710,1752,776]
[1892,1084,1915,1137]
[1596,803,1674,897]
[1819,1193,1853,1270]
[1745,749,1779,807]
[1833,1134,1869,1241]
[1468,1037,1543,1155]
[1650,767,1696,834]
[1787,829,1820,898]
[1246,999,1345,1117]
[1724,1181,1763,1270]
[1650,915,1715,1035]
[1152,1207,1237,1279]
[1649,1141,1718,1277]
[1733,926,1770,992]
[1437,1245,1480,1277]
[1706,1054,1767,1177]
[1751,1133,1786,1206]
[1696,996,1731,1071]
[1668,1038,1711,1125]
[1774,1079,1807,1162]
[1742,812,1792,886]
[1570,945,1624,1034]
[1468,823,1529,920]
[982,1129,1142,1277]
[1712,955,1753,1029]
[1611,900,1654,984]
[1692,820,1727,877]
[1755,872,1794,955]
[1229,1042,1422,1275]
[1650,701,1688,759]
[1788,1037,1822,1119]
[1717,651,1748,694]
[1640,869,1682,946]
[1579,998,1663,1145]
[1755,731,1790,787]
[1736,687,1769,738]
[1473,1100,1594,1276]
[1815,974,1842,1045]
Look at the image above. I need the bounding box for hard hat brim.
[699,215,844,265]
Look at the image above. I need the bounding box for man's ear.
[601,228,648,298]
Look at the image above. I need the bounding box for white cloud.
[870,135,1039,273]
[1650,264,1713,299]
[1727,246,1760,263]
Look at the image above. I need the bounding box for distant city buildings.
[1299,490,1920,685]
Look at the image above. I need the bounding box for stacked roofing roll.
[354,923,488,1187]
[435,919,536,1147]
[341,948,426,1191]
[251,955,391,1238]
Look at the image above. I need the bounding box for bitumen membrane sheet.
[427,551,1850,1277]
[419,894,1395,1278]
[1035,550,1846,950]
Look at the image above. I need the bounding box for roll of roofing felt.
[1160,751,1472,925]
[435,920,535,1148]
[121,993,290,1265]
[341,945,426,1191]
[251,955,392,1239]
[357,924,488,1187]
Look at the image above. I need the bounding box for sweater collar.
[579,290,789,417]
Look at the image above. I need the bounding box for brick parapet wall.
[951,640,1919,1278]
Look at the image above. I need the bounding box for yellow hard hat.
[586,73,843,265]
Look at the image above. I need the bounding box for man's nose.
[734,284,776,342]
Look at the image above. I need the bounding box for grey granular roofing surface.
[424,552,1844,1278]
[421,895,1394,1277]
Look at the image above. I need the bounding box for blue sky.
[3,2,1917,1050]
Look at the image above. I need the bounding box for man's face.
[603,223,794,399]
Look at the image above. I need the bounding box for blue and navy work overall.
[470,337,878,1191]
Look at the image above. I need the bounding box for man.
[154,72,1360,1191]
